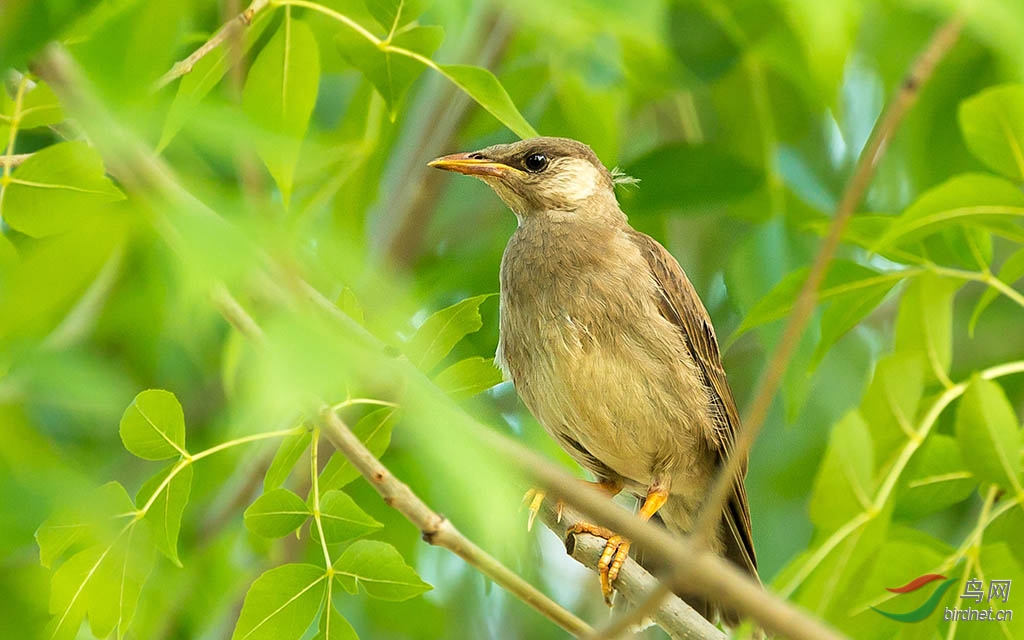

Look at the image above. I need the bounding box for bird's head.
[429,137,627,220]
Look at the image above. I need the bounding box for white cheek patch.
[549,157,602,202]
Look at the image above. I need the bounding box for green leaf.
[312,490,382,545]
[969,246,1024,335]
[809,411,874,533]
[618,143,763,213]
[406,294,491,372]
[810,271,901,369]
[3,141,124,237]
[336,25,443,118]
[731,260,906,342]
[333,540,431,601]
[265,430,312,491]
[873,174,1024,251]
[955,376,1022,492]
[242,15,320,204]
[315,603,359,640]
[438,64,538,139]
[36,482,136,569]
[15,80,64,129]
[365,0,431,31]
[119,389,187,460]
[231,564,326,640]
[860,353,924,468]
[136,463,192,566]
[895,435,976,520]
[319,409,398,493]
[244,488,311,538]
[158,9,272,150]
[958,83,1024,182]
[47,525,155,640]
[434,356,503,399]
[894,275,960,386]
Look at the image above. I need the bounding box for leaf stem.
[137,427,304,516]
[310,427,334,568]
[273,0,381,45]
[779,359,1024,598]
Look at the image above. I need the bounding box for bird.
[428,136,758,625]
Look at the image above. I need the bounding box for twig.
[691,11,965,560]
[36,43,845,640]
[318,406,594,637]
[152,0,272,91]
[538,501,725,640]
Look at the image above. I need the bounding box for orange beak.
[427,152,513,178]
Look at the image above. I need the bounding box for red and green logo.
[871,574,958,622]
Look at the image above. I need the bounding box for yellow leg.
[567,482,670,605]
[523,478,623,531]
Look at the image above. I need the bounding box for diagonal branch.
[692,11,965,556]
[318,407,594,636]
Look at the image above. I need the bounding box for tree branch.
[318,406,594,637]
[538,501,725,640]
[153,0,272,91]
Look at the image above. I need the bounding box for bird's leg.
[523,477,623,531]
[567,479,670,605]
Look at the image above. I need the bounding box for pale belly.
[499,302,717,499]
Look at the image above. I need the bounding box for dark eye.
[524,153,548,172]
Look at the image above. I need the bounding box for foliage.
[1,0,1023,639]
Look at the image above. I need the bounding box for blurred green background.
[2,0,1024,638]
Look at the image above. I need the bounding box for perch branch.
[539,501,725,640]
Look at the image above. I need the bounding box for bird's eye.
[524,153,548,172]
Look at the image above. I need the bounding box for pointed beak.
[428,152,513,178]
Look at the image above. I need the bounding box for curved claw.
[522,488,567,531]
[566,522,630,605]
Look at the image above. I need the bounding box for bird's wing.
[627,229,757,576]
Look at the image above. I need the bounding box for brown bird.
[429,137,757,625]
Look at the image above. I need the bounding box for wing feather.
[627,230,757,576]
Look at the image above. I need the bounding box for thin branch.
[319,406,594,637]
[153,0,273,91]
[692,12,964,549]
[538,502,725,640]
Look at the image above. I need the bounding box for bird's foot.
[521,488,565,531]
[565,522,631,606]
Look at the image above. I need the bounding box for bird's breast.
[496,223,713,487]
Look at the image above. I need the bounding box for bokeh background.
[2,0,1023,638]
